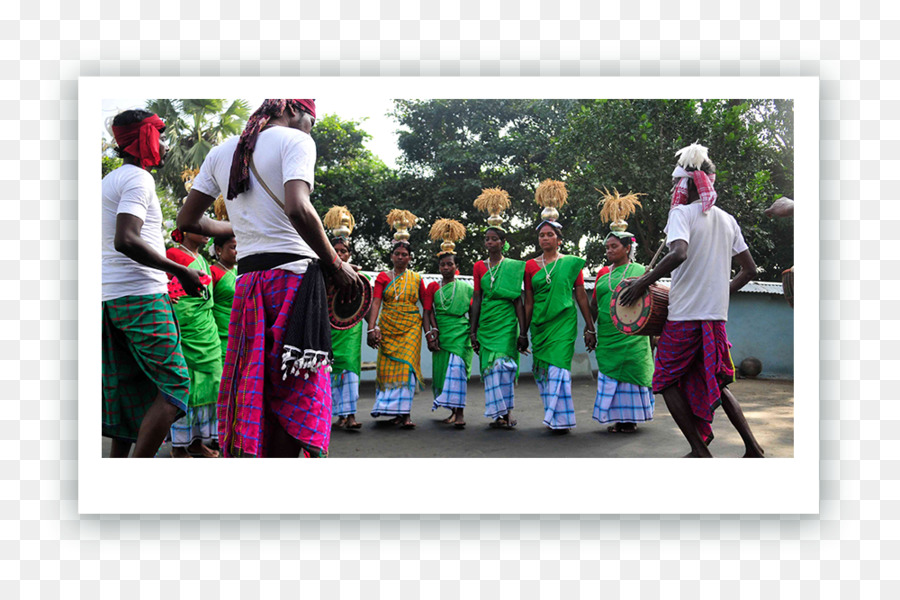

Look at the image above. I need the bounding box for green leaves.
[142,98,251,204]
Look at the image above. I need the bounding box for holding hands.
[367,326,382,348]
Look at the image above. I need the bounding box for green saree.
[476,258,526,376]
[529,254,586,374]
[431,280,474,397]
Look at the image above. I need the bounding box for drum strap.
[249,155,284,209]
[242,155,316,273]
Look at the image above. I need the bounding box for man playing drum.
[178,99,362,458]
[619,143,765,458]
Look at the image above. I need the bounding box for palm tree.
[145,99,251,202]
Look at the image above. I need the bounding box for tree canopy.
[103,98,793,279]
[391,98,794,279]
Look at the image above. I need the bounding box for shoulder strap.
[249,156,285,209]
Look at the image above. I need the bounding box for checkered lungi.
[535,365,576,429]
[371,372,417,417]
[483,358,517,419]
[170,402,218,447]
[592,370,655,424]
[218,269,332,458]
[652,320,734,444]
[331,370,360,417]
[432,353,467,411]
[102,294,189,443]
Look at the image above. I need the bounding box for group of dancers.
[102,98,765,459]
[329,190,651,436]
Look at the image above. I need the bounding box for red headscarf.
[111,114,166,169]
[227,99,316,199]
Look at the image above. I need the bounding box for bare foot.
[188,440,220,458]
[171,447,193,458]
[743,447,765,458]
[683,449,713,458]
[333,416,347,429]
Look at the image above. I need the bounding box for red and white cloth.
[671,166,717,213]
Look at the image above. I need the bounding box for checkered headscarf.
[227,99,316,199]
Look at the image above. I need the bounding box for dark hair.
[605,233,633,249]
[331,237,352,254]
[112,109,162,159]
[536,221,564,240]
[391,241,412,253]
[485,227,507,241]
[437,252,456,263]
[213,234,236,249]
[387,241,413,262]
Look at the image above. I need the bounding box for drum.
[609,278,669,336]
[328,276,373,330]
[782,267,794,308]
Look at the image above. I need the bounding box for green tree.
[144,99,251,201]
[551,99,794,278]
[310,114,400,271]
[390,98,793,279]
[389,99,577,273]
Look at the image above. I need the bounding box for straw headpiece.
[323,205,355,239]
[181,167,200,193]
[597,187,644,232]
[534,179,568,222]
[213,195,228,221]
[429,218,466,255]
[386,209,418,242]
[473,187,512,230]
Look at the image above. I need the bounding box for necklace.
[607,261,634,293]
[486,256,504,288]
[437,280,457,310]
[540,254,560,284]
[215,261,235,273]
[178,243,199,258]
[391,269,408,301]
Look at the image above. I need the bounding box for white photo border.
[79,76,818,514]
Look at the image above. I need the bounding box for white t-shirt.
[101,164,169,301]
[664,202,749,321]
[191,126,317,262]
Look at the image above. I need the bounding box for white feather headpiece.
[675,142,710,170]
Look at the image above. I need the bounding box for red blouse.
[373,271,427,301]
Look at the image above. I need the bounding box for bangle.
[518,334,528,339]
[584,329,596,335]
[324,253,341,274]
[368,327,379,334]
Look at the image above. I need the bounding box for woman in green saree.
[522,220,596,432]
[166,230,222,457]
[589,230,654,432]
[210,234,237,365]
[423,251,474,427]
[469,227,527,429]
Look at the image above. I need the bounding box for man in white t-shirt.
[101,108,209,458]
[177,99,362,459]
[620,143,765,458]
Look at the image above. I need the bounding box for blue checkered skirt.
[371,371,417,417]
[331,370,360,417]
[483,358,517,419]
[592,370,655,424]
[170,403,218,447]
[433,353,467,410]
[535,365,576,429]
